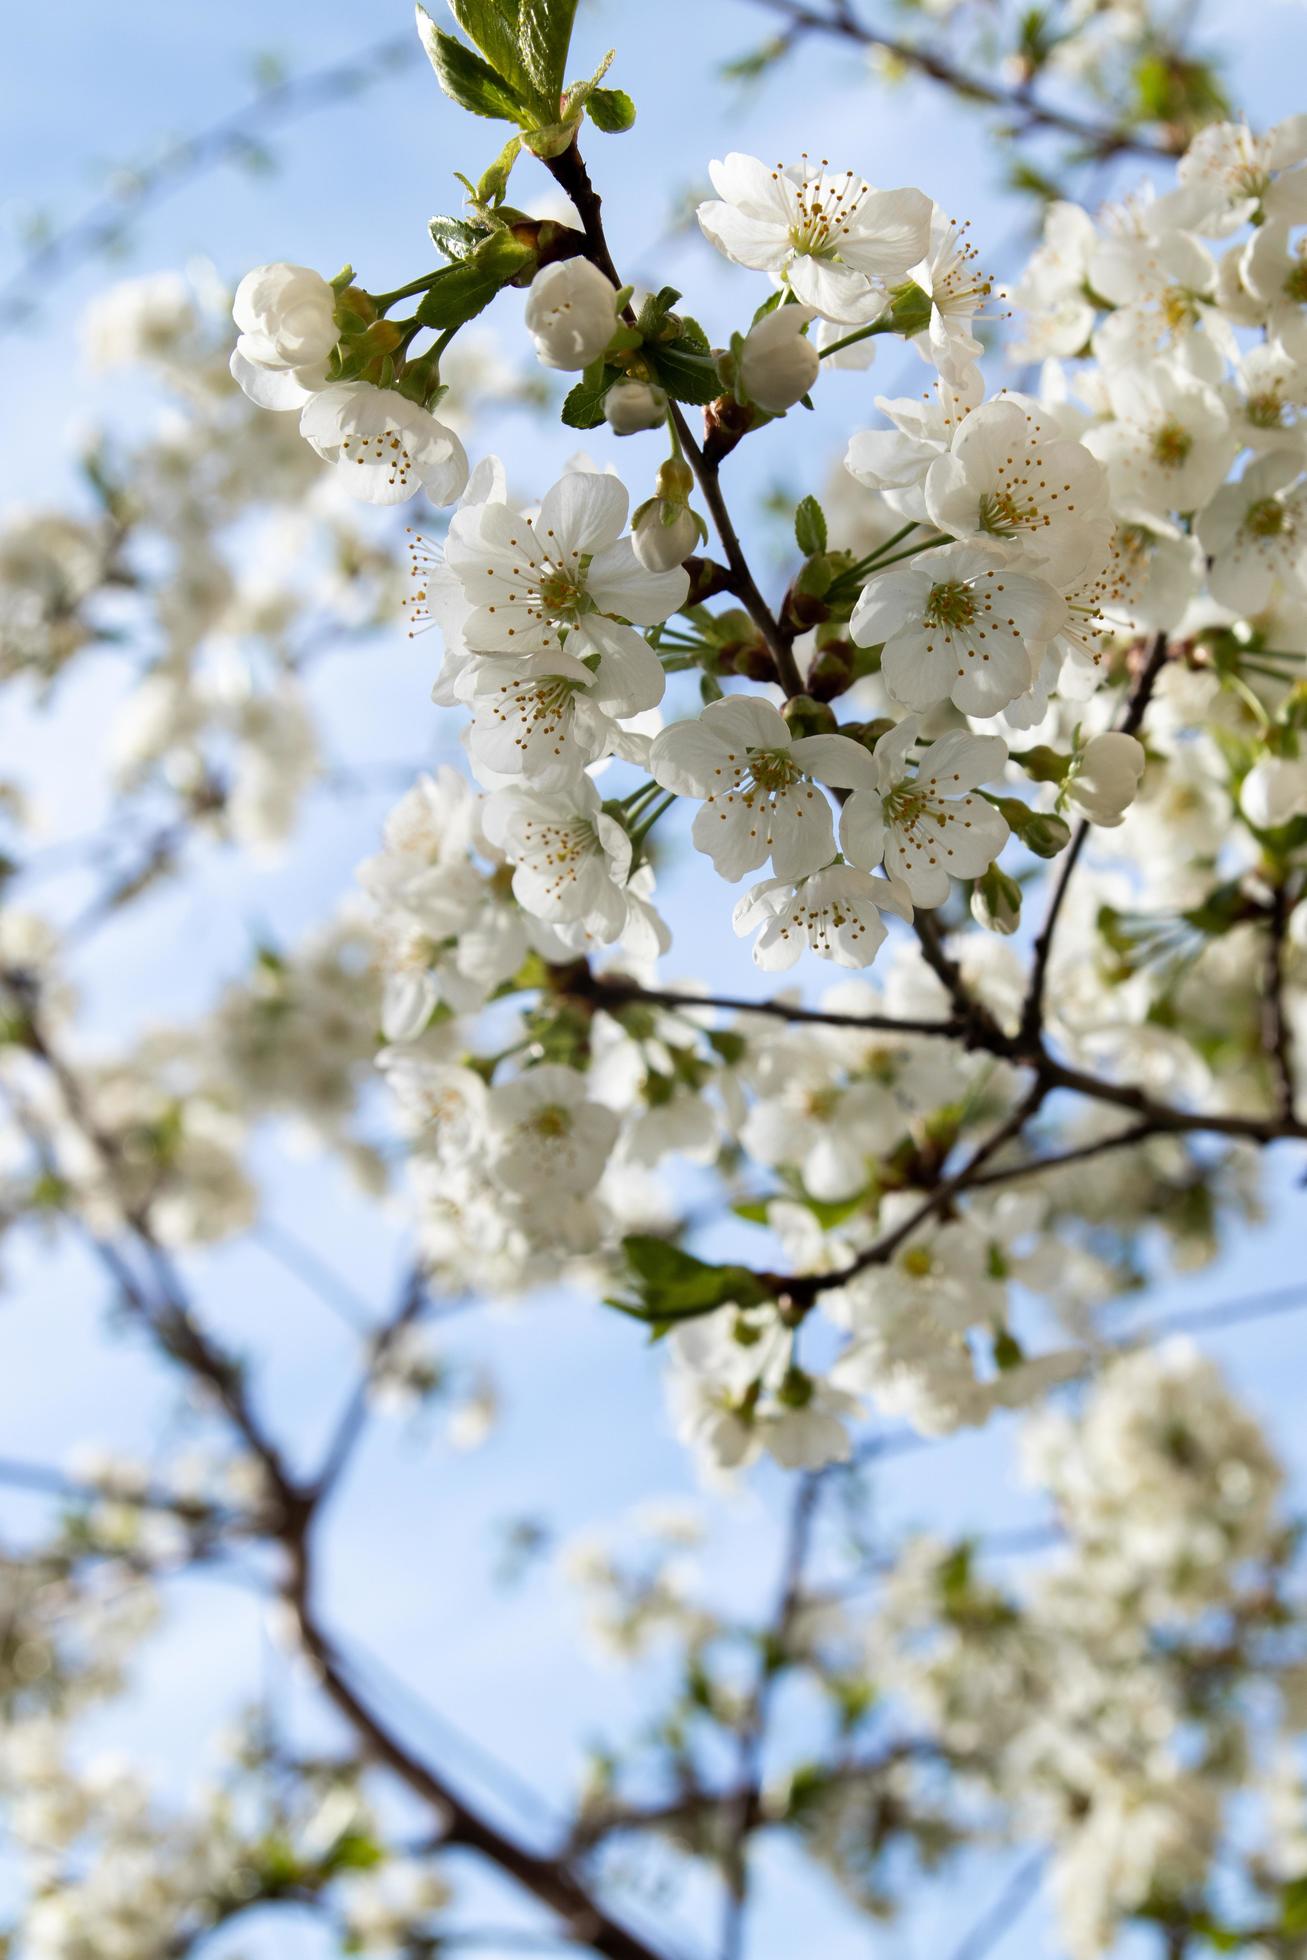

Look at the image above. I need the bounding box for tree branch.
[735,0,1180,160]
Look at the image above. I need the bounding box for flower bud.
[655,456,695,502]
[632,501,698,572]
[523,258,620,370]
[1066,732,1146,828]
[806,640,856,702]
[233,263,339,370]
[738,304,819,414]
[604,378,668,434]
[971,864,1022,935]
[1240,754,1307,830]
[782,694,838,739]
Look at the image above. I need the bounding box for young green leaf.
[414,231,535,329]
[518,0,580,103]
[416,6,526,121]
[587,86,636,132]
[449,0,533,98]
[561,363,619,429]
[648,316,721,406]
[794,494,828,557]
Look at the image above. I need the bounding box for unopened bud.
[604,378,668,434]
[782,694,838,739]
[971,864,1022,935]
[632,500,698,572]
[807,641,856,702]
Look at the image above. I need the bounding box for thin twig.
[736,0,1179,160]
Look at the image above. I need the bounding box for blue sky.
[5,4,1307,1957]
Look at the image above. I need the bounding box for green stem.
[842,522,920,580]
[832,533,950,588]
[371,272,447,312]
[628,791,676,852]
[818,315,896,360]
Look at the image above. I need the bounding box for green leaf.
[519,0,580,101]
[416,7,526,120]
[1283,1874,1307,1934]
[561,359,618,428]
[587,85,636,132]
[607,1234,775,1327]
[414,230,535,328]
[648,316,720,405]
[449,0,533,98]
[428,214,487,262]
[794,494,827,557]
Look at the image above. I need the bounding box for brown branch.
[312,1260,430,1502]
[961,1121,1156,1190]
[1262,878,1298,1125]
[542,138,802,698]
[736,0,1180,160]
[285,1573,676,1960]
[785,1077,1048,1309]
[720,1472,823,1956]
[1020,631,1172,1045]
[4,972,677,1960]
[583,970,965,1041]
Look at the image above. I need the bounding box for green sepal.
[477,134,522,206]
[885,278,933,338]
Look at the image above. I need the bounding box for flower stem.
[817,315,896,360]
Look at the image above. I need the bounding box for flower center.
[1161,287,1198,332]
[530,1104,573,1141]
[340,427,414,489]
[746,745,801,795]
[924,580,979,631]
[978,488,1036,539]
[788,156,866,261]
[1284,260,1307,306]
[1247,390,1286,430]
[518,816,601,902]
[1244,496,1287,538]
[1150,421,1193,469]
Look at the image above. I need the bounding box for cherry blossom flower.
[697,152,932,322]
[299,382,468,505]
[924,397,1109,583]
[1197,452,1307,612]
[1065,732,1147,827]
[850,540,1065,715]
[908,207,994,381]
[444,468,688,659]
[732,863,912,970]
[485,1064,620,1199]
[522,259,620,370]
[230,262,337,409]
[482,777,632,941]
[839,717,1009,907]
[650,696,874,882]
[738,303,820,412]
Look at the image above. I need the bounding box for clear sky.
[4,4,1307,1958]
